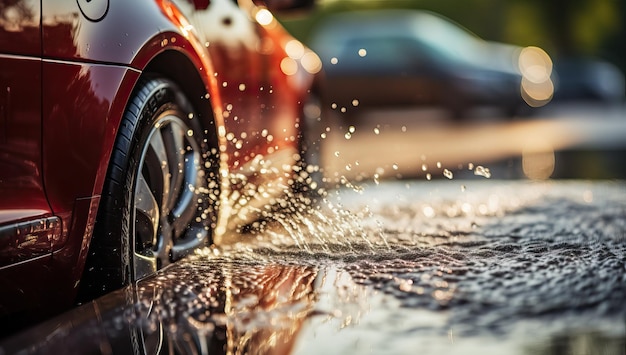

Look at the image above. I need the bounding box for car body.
[0,0,322,332]
[311,9,554,118]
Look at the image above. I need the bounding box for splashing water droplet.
[474,166,492,178]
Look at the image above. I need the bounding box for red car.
[0,0,323,331]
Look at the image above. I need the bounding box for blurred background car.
[310,9,554,119]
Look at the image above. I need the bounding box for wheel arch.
[143,49,220,152]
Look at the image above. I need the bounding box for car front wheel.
[78,76,219,301]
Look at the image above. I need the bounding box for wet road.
[2,180,625,355]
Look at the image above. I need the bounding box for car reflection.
[0,257,319,355]
[311,9,554,119]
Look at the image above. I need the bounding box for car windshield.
[409,13,484,64]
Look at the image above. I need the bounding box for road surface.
[2,179,625,355]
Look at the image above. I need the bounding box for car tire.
[78,76,219,302]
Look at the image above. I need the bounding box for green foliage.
[278,0,625,71]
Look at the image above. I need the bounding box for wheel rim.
[132,111,208,280]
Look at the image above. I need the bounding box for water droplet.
[426,173,432,180]
[330,57,338,64]
[443,169,453,179]
[344,132,351,140]
[358,48,367,57]
[392,164,398,170]
[334,151,340,157]
[436,162,442,169]
[399,279,413,292]
[348,126,355,133]
[373,128,380,135]
[238,83,246,91]
[421,164,428,171]
[331,103,338,110]
[474,166,491,178]
[352,99,359,107]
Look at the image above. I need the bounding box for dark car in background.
[311,9,555,118]
[0,0,322,332]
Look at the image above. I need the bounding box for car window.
[411,14,482,65]
[339,37,428,71]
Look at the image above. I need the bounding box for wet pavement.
[2,180,625,355]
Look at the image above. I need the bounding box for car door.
[0,0,64,327]
[0,0,53,268]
